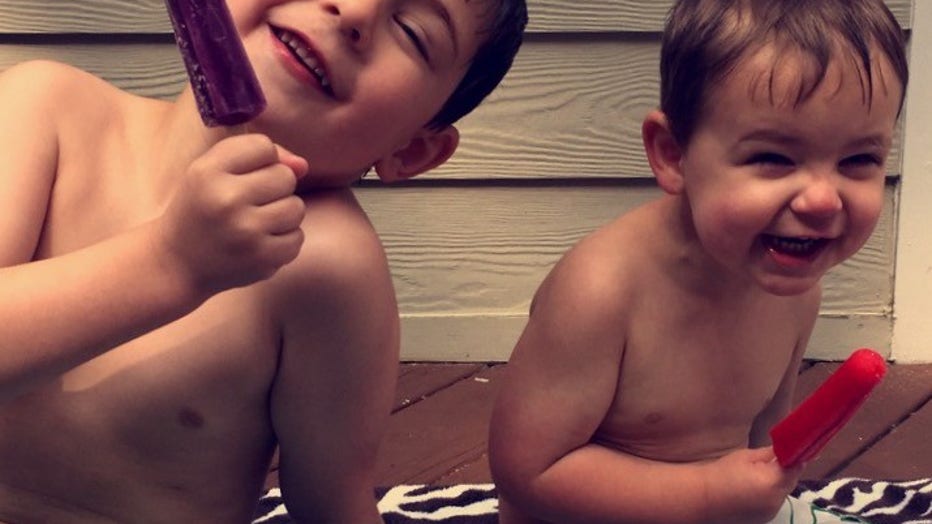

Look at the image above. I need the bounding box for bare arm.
[271,193,397,524]
[0,61,307,401]
[490,254,710,524]
[0,62,205,399]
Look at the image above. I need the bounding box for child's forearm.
[500,443,716,524]
[0,221,206,401]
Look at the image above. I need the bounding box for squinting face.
[226,0,491,182]
[679,44,902,296]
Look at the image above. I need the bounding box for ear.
[374,126,460,183]
[642,110,685,195]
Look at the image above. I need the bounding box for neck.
[143,87,236,201]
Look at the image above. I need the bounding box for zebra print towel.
[252,478,932,523]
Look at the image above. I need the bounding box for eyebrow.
[738,129,891,150]
[847,135,892,151]
[737,129,804,147]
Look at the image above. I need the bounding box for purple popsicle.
[165,0,266,127]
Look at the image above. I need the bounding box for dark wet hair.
[426,0,528,129]
[660,0,909,146]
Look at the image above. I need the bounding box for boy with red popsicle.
[489,1,906,522]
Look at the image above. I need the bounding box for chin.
[756,272,822,297]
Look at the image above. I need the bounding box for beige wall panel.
[0,44,186,99]
[0,0,912,34]
[528,0,912,33]
[355,183,896,360]
[0,40,664,179]
[819,186,896,315]
[0,38,904,179]
[0,0,908,362]
[398,314,892,361]
[436,39,659,180]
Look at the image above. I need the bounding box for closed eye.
[395,16,430,62]
[840,153,883,168]
[747,152,793,166]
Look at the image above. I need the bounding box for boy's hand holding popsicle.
[158,0,308,295]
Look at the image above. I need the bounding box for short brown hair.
[660,0,909,146]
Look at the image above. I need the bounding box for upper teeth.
[276,29,330,88]
[769,236,822,254]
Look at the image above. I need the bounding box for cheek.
[692,189,773,244]
[844,187,885,245]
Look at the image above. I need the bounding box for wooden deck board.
[265,361,931,490]
[839,399,932,480]
[795,363,932,479]
[394,363,486,412]
[375,365,506,485]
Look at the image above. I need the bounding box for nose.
[790,171,843,223]
[322,0,374,50]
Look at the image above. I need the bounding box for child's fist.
[156,134,309,295]
[703,447,804,524]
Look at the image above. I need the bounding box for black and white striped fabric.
[794,478,932,524]
[252,478,932,523]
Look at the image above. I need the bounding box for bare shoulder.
[0,60,119,116]
[294,188,389,284]
[0,60,135,151]
[0,60,80,93]
[266,188,396,324]
[0,61,124,264]
[531,211,642,324]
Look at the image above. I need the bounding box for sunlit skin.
[0,0,498,522]
[489,42,902,524]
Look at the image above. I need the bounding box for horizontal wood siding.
[0,1,911,33]
[0,0,909,360]
[357,183,897,361]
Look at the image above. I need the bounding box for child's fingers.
[746,446,778,463]
[206,133,280,173]
[210,135,309,179]
[263,228,305,268]
[274,144,309,179]
[256,196,307,235]
[236,165,301,205]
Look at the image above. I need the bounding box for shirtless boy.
[0,0,526,522]
[489,0,907,522]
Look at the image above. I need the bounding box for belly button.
[177,407,205,429]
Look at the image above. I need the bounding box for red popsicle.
[165,0,266,127]
[770,348,887,468]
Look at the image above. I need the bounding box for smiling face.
[226,0,492,183]
[673,42,902,296]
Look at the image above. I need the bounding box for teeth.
[275,28,331,88]
[766,236,825,255]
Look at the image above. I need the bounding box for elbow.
[488,440,549,514]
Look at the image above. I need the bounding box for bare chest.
[0,290,280,519]
[596,298,801,461]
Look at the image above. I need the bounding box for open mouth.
[762,235,829,259]
[270,25,333,95]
